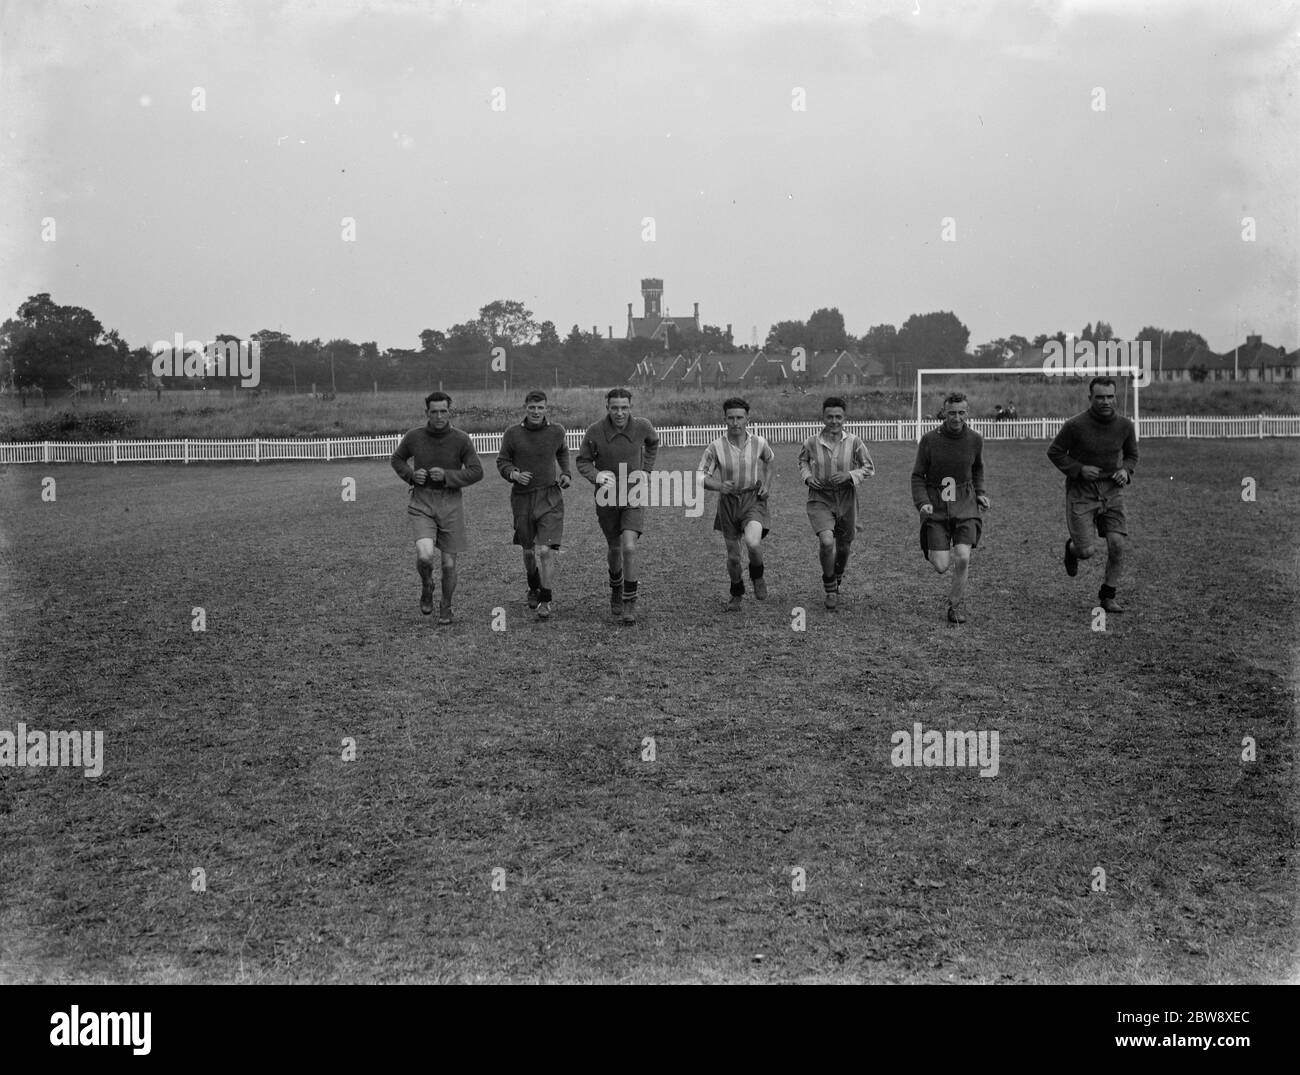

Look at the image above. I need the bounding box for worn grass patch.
[0,440,1295,982]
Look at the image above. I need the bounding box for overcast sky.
[2,0,1296,355]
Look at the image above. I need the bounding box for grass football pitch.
[0,439,1296,983]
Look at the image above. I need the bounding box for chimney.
[1246,334,1261,347]
[608,326,613,339]
[726,323,733,340]
[592,325,598,337]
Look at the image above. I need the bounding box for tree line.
[0,293,1213,394]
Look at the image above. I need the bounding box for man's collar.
[605,415,632,433]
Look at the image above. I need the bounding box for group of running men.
[390,378,1137,625]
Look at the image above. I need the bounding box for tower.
[641,278,663,320]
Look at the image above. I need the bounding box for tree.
[419,328,446,354]
[895,311,971,379]
[320,338,361,392]
[477,299,538,348]
[701,324,734,351]
[251,329,295,391]
[765,319,808,351]
[563,324,589,362]
[536,321,561,351]
[0,293,106,391]
[974,337,1013,366]
[445,321,490,356]
[807,307,849,352]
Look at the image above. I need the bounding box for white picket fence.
[2,415,1298,464]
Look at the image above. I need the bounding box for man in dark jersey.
[911,392,989,624]
[496,390,572,620]
[576,387,660,625]
[390,391,484,624]
[1047,377,1138,614]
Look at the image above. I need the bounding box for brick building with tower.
[626,278,703,347]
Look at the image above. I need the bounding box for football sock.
[418,561,433,581]
[609,571,623,588]
[730,580,745,597]
[622,579,638,602]
[833,544,850,576]
[527,568,542,591]
[823,574,837,593]
[538,587,553,603]
[749,563,764,580]
[1099,584,1117,600]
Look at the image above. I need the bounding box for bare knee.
[441,551,457,572]
[817,531,835,549]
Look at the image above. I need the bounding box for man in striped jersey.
[798,397,875,610]
[698,398,774,611]
[911,392,989,624]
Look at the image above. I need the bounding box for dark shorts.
[921,515,981,558]
[511,485,565,548]
[714,489,770,540]
[806,488,857,542]
[596,505,645,543]
[1067,482,1128,550]
[408,490,468,552]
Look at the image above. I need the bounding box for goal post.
[915,366,1143,442]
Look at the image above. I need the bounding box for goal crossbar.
[915,366,1142,442]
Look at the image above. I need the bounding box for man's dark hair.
[524,390,547,404]
[722,397,750,414]
[606,387,632,403]
[943,392,968,409]
[425,390,452,409]
[822,396,847,412]
[1088,377,1116,394]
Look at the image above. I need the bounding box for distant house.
[1153,335,1290,383]
[708,351,763,388]
[803,349,885,387]
[1264,348,1300,382]
[627,352,686,386]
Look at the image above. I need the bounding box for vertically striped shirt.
[698,432,773,493]
[798,430,875,489]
